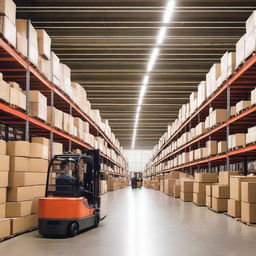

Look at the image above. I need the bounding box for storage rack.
[145,53,256,178]
[0,36,128,177]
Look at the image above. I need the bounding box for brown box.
[206,140,217,156]
[166,171,180,179]
[195,173,218,183]
[29,143,48,159]
[31,137,49,147]
[0,203,6,218]
[193,182,210,194]
[228,199,241,218]
[217,141,227,154]
[0,155,10,171]
[31,198,39,214]
[212,198,228,212]
[164,179,175,195]
[16,32,27,57]
[230,176,256,201]
[236,100,251,114]
[181,180,194,193]
[32,185,45,198]
[0,16,16,47]
[47,106,63,130]
[7,141,30,157]
[206,196,212,208]
[30,102,47,122]
[0,187,6,204]
[28,158,48,172]
[10,157,29,172]
[211,109,227,127]
[174,185,180,198]
[206,184,212,196]
[232,133,246,148]
[0,0,16,24]
[212,184,230,199]
[36,29,51,60]
[8,172,47,187]
[6,201,32,217]
[180,192,193,201]
[219,171,239,185]
[0,140,6,155]
[7,186,34,202]
[9,85,19,106]
[241,182,256,203]
[0,171,8,187]
[0,79,10,103]
[241,202,256,223]
[11,214,38,234]
[0,218,11,239]
[18,91,26,110]
[193,193,206,205]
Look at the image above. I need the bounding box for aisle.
[1,188,256,256]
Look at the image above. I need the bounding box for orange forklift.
[38,150,101,237]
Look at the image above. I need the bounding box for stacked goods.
[16,19,38,66]
[211,184,229,212]
[63,112,74,135]
[37,29,51,81]
[180,179,194,201]
[229,176,256,218]
[59,63,71,96]
[206,140,217,157]
[47,106,63,130]
[217,141,227,154]
[220,52,236,83]
[241,182,256,224]
[108,177,121,191]
[246,126,256,144]
[174,180,181,198]
[193,173,218,206]
[100,180,107,195]
[206,185,213,208]
[160,176,164,193]
[6,140,48,235]
[51,51,60,86]
[228,133,246,150]
[163,171,180,196]
[0,0,16,47]
[151,176,160,190]
[29,90,47,122]
[0,73,10,103]
[8,82,26,110]
[236,100,251,114]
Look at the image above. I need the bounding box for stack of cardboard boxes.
[181,179,194,202]
[8,82,26,111]
[29,90,47,122]
[100,180,108,195]
[163,171,180,196]
[193,173,218,206]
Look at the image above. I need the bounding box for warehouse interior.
[1,0,256,255]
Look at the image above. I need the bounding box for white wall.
[124,149,151,172]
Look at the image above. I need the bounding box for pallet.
[237,218,256,227]
[208,207,225,214]
[0,227,38,243]
[193,203,206,207]
[223,212,241,221]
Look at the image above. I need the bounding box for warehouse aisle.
[1,188,256,256]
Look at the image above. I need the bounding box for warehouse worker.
[56,160,74,192]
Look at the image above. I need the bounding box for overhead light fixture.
[157,27,167,44]
[143,75,149,85]
[137,105,141,112]
[139,85,147,99]
[138,97,143,106]
[163,0,175,23]
[147,48,159,72]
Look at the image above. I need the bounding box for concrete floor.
[1,188,256,256]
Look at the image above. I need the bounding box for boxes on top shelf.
[246,10,256,34]
[36,29,51,60]
[221,52,236,82]
[236,34,245,68]
[0,0,16,24]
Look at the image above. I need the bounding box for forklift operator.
[57,160,73,180]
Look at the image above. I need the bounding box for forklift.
[131,172,143,189]
[38,150,101,237]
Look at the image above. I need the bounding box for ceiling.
[14,0,256,149]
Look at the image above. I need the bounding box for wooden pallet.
[208,207,225,214]
[223,212,241,220]
[237,218,256,227]
[193,203,206,207]
[0,227,38,243]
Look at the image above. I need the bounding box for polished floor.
[1,188,256,256]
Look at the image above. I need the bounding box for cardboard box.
[10,157,28,172]
[206,196,212,208]
[7,186,34,202]
[241,202,256,223]
[228,199,241,218]
[174,185,180,198]
[0,0,16,24]
[232,133,246,148]
[206,184,212,196]
[29,143,48,159]
[50,51,60,80]
[32,185,45,198]
[0,203,6,218]
[0,187,6,204]
[9,85,19,106]
[193,182,210,194]
[0,218,11,239]
[193,193,206,205]
[210,109,227,127]
[31,197,39,214]
[221,52,236,81]
[38,56,51,80]
[212,184,230,199]
[0,171,8,187]
[230,176,256,201]
[6,201,32,217]
[0,16,16,47]
[30,102,47,122]
[217,141,227,154]
[0,155,10,171]
[219,171,239,185]
[212,198,228,212]
[236,35,245,68]
[231,106,236,116]
[166,171,180,179]
[241,182,256,203]
[245,30,256,59]
[0,79,10,103]
[180,192,193,201]
[246,11,256,33]
[195,173,218,183]
[8,172,47,187]
[16,32,27,57]
[47,106,63,130]
[18,91,26,110]
[31,137,49,147]
[0,140,6,155]
[236,100,251,114]
[36,29,51,60]
[28,158,48,172]
[206,140,217,156]
[7,141,30,157]
[11,214,38,234]
[52,142,63,156]
[181,180,194,193]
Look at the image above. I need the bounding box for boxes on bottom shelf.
[7,186,34,202]
[241,182,256,203]
[0,203,6,218]
[7,141,30,157]
[8,172,47,187]
[0,16,16,47]
[212,185,230,199]
[0,172,8,187]
[180,192,193,201]
[0,218,11,239]
[6,201,32,217]
[241,202,256,224]
[0,155,10,171]
[206,196,212,208]
[218,171,239,185]
[212,198,228,212]
[195,173,218,183]
[228,199,241,218]
[11,214,38,234]
[206,185,213,197]
[29,158,48,172]
[29,143,48,159]
[193,193,205,205]
[174,185,180,198]
[0,188,6,204]
[181,180,194,193]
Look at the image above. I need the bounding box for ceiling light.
[147,48,159,72]
[143,75,149,85]
[163,1,175,23]
[157,27,167,44]
[138,97,143,106]
[137,105,141,112]
[140,85,147,98]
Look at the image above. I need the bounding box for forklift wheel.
[68,222,79,237]
[94,211,100,228]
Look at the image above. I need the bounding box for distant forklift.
[131,172,143,189]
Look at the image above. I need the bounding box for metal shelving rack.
[145,53,256,178]
[0,36,128,177]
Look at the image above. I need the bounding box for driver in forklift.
[57,160,73,180]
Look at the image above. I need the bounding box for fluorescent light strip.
[131,0,175,149]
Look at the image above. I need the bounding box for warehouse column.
[50,90,54,158]
[69,105,72,151]
[25,70,30,141]
[226,86,231,171]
